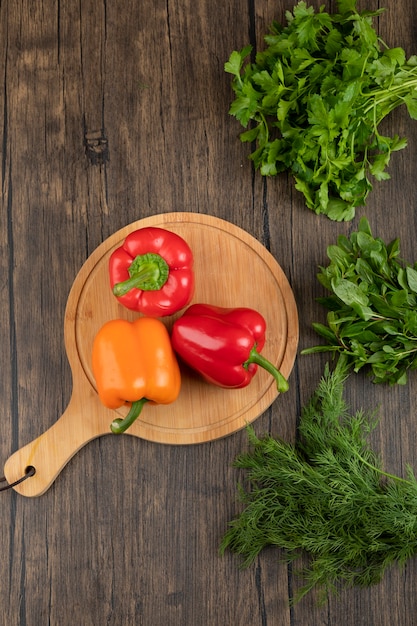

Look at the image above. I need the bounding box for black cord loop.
[0,466,36,492]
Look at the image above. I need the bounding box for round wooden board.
[69,212,299,444]
[4,212,298,496]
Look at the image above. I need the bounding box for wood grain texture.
[1,0,416,624]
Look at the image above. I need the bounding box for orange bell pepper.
[92,317,181,434]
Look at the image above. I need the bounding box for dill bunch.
[220,359,417,603]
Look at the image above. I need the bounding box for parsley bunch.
[225,0,417,220]
[302,217,417,384]
[220,360,417,604]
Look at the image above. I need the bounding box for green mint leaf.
[355,258,375,283]
[327,244,351,267]
[386,238,400,260]
[390,289,409,307]
[341,324,379,342]
[331,278,369,308]
[351,303,374,321]
[358,216,372,235]
[311,323,338,342]
[406,267,417,293]
[355,231,381,254]
[397,268,409,291]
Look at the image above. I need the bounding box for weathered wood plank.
[1,0,417,624]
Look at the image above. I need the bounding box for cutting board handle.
[3,390,114,497]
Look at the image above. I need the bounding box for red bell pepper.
[109,226,194,316]
[171,304,289,392]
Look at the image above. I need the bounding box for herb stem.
[363,78,417,116]
[258,112,269,142]
[353,450,414,486]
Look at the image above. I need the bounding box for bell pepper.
[92,317,181,434]
[171,304,289,392]
[109,226,194,316]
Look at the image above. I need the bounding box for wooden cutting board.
[3,212,299,496]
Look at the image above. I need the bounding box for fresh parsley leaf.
[224,46,253,77]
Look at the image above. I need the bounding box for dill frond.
[220,360,417,603]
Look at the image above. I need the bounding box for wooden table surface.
[1,1,416,624]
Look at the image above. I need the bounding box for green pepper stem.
[245,346,289,393]
[113,252,169,296]
[110,398,149,434]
